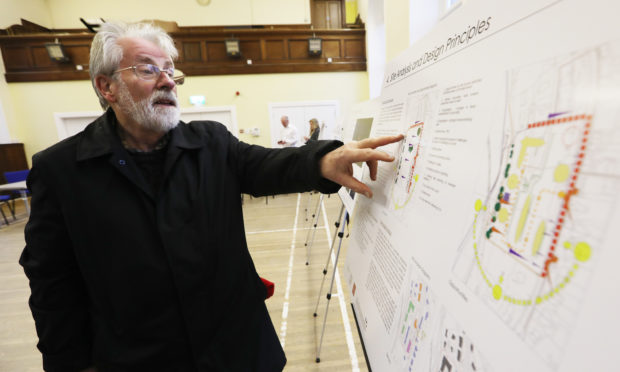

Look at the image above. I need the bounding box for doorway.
[311,0,345,29]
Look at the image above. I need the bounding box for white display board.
[344,0,620,371]
[337,98,381,214]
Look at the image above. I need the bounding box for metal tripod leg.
[315,209,348,363]
[313,203,345,316]
[304,193,324,265]
[304,191,314,221]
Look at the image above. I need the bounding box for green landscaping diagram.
[390,91,438,212]
[452,42,620,369]
[388,267,489,372]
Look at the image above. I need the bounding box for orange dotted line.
[407,123,424,193]
[541,116,591,278]
[527,114,589,129]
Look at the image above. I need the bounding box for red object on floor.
[260,277,275,299]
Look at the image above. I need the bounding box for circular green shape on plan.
[475,199,482,212]
[507,174,519,189]
[492,284,502,300]
[574,242,591,262]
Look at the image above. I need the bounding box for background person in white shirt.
[277,115,299,147]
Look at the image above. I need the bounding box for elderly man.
[276,115,299,147]
[19,21,401,372]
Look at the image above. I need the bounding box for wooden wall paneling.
[3,46,32,69]
[201,40,208,62]
[344,39,364,59]
[240,40,261,61]
[260,39,267,61]
[265,40,285,60]
[182,41,202,62]
[288,39,309,60]
[172,40,184,63]
[323,39,341,59]
[32,46,53,67]
[205,41,229,62]
[64,45,90,66]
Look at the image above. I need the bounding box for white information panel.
[344,0,620,371]
[337,98,382,214]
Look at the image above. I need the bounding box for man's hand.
[319,134,404,198]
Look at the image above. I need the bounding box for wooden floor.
[0,193,368,371]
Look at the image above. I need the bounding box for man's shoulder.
[175,120,235,149]
[33,123,94,163]
[184,120,229,135]
[33,112,111,164]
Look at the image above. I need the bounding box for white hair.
[89,21,179,109]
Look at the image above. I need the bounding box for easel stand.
[304,191,315,222]
[313,202,347,363]
[304,193,324,265]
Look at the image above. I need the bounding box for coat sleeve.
[19,154,93,372]
[220,125,343,196]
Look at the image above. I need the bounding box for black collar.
[76,108,204,161]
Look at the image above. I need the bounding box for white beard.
[117,80,180,132]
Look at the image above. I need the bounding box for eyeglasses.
[114,63,185,85]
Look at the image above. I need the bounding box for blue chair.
[4,169,29,184]
[3,169,30,218]
[0,194,15,225]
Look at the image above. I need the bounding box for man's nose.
[156,71,176,89]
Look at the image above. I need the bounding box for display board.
[344,0,620,371]
[337,98,381,214]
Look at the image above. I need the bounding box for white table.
[0,180,30,215]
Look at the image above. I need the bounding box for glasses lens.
[173,75,185,85]
[163,67,175,78]
[135,64,158,80]
[132,64,179,83]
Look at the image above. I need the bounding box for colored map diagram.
[388,272,436,371]
[391,122,425,209]
[390,91,438,211]
[452,42,620,369]
[434,312,489,372]
[388,266,489,372]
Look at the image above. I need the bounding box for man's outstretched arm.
[319,134,404,198]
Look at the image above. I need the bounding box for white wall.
[366,0,385,99]
[45,0,310,28]
[384,0,410,61]
[359,0,461,98]
[0,99,10,143]
[410,0,461,45]
[0,0,51,28]
[409,0,442,45]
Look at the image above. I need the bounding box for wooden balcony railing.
[0,23,366,83]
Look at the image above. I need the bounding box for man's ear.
[95,75,117,104]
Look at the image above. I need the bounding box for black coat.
[19,109,341,372]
